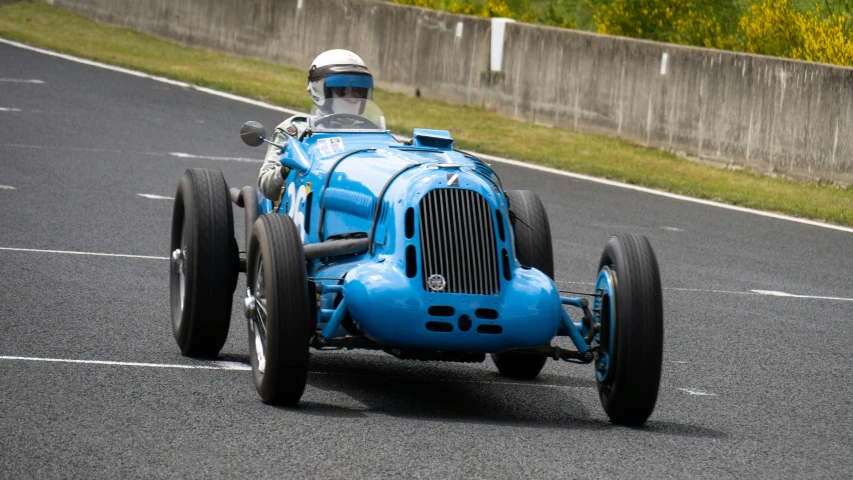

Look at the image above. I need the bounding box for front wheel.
[594,233,663,426]
[246,214,312,406]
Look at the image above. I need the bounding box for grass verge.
[2,1,853,227]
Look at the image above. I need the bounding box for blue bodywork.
[259,128,585,354]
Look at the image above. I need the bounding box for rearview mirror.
[240,121,266,147]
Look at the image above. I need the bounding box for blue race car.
[169,100,664,426]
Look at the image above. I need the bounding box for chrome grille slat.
[419,189,499,295]
[462,191,474,294]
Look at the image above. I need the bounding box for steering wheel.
[313,113,380,130]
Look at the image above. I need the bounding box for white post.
[490,18,515,72]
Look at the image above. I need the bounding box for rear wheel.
[594,233,663,426]
[246,214,312,405]
[170,168,237,358]
[491,190,553,379]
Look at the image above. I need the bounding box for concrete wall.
[51,0,853,184]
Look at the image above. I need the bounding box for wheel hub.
[171,248,185,274]
[244,289,256,319]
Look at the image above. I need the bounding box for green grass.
[2,1,853,227]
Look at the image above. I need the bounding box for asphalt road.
[1,41,852,479]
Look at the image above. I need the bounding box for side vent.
[496,210,505,242]
[405,207,415,239]
[428,306,455,316]
[501,249,511,281]
[426,321,453,332]
[477,324,503,334]
[406,245,417,278]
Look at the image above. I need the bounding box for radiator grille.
[419,189,500,295]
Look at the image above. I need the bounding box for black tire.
[595,233,663,426]
[505,190,554,278]
[170,168,238,358]
[491,190,553,379]
[246,214,312,406]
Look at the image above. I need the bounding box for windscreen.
[309,99,387,133]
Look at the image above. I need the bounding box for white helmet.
[307,49,373,116]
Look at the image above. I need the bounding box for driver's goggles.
[330,86,370,99]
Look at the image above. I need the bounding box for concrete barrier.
[50,0,853,184]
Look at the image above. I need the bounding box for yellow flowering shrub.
[393,0,510,18]
[739,0,853,65]
[393,0,853,67]
[589,0,738,49]
[392,0,580,27]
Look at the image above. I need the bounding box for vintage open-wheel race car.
[168,100,664,425]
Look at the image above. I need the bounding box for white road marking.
[0,355,592,389]
[0,78,45,83]
[558,281,853,302]
[591,223,684,232]
[138,193,174,200]
[0,107,22,112]
[667,286,759,296]
[0,185,16,190]
[214,361,252,371]
[0,143,259,163]
[0,355,235,370]
[0,39,304,117]
[678,388,717,396]
[751,289,853,302]
[0,246,167,260]
[2,37,850,234]
[169,152,259,163]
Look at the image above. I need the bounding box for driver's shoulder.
[274,115,309,138]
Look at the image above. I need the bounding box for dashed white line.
[0,144,260,163]
[751,289,853,302]
[215,361,252,371]
[5,248,845,301]
[168,152,259,163]
[0,185,17,190]
[138,193,174,200]
[0,38,302,116]
[0,355,730,398]
[0,78,45,83]
[557,281,853,302]
[678,388,718,396]
[0,355,591,389]
[0,107,22,112]
[0,247,167,260]
[2,36,850,235]
[0,355,237,371]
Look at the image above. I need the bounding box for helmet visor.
[324,74,373,100]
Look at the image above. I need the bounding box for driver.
[257,49,374,201]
